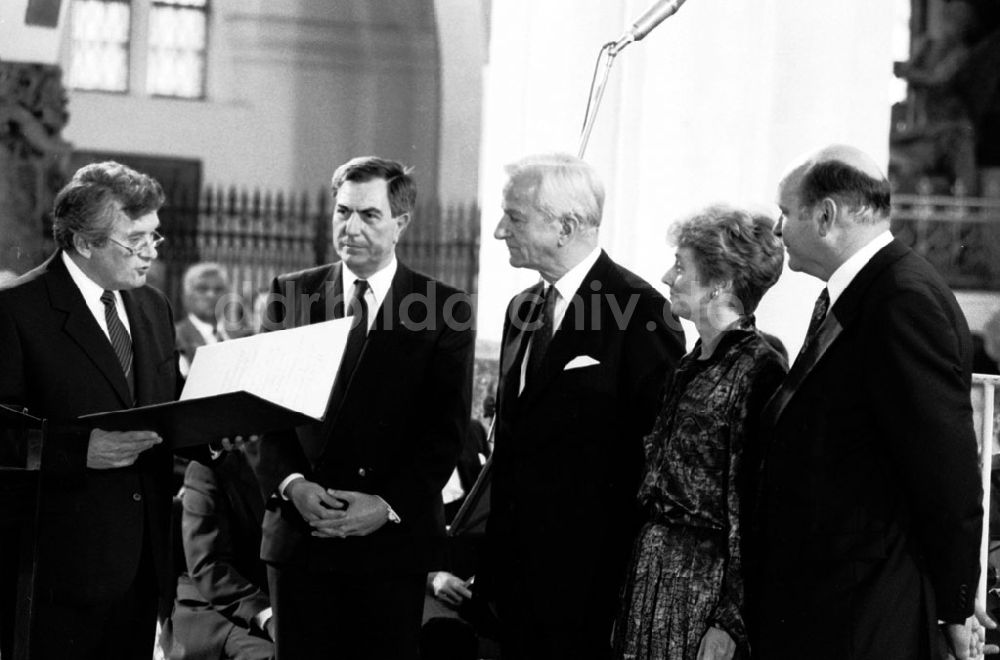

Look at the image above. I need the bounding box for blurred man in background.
[175,262,236,377]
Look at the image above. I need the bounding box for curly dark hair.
[669,205,784,315]
[52,161,165,252]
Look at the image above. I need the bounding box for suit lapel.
[517,292,581,402]
[761,315,843,427]
[307,264,340,326]
[178,317,206,351]
[123,289,157,406]
[498,283,544,406]
[45,254,134,408]
[762,239,910,428]
[324,262,412,429]
[517,253,608,403]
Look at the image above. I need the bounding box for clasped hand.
[429,571,473,607]
[696,625,735,660]
[944,607,1000,659]
[87,428,162,469]
[286,480,389,538]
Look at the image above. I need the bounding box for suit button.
[132,492,142,502]
[357,468,366,477]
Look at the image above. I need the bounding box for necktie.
[526,285,557,387]
[100,290,135,397]
[336,279,370,391]
[299,279,370,463]
[798,288,830,358]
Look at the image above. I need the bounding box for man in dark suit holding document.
[254,156,475,660]
[0,161,181,659]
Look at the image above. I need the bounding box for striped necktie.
[795,288,830,364]
[100,290,135,397]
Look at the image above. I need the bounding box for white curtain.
[477,0,896,357]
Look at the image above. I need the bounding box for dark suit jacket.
[0,251,180,605]
[255,261,475,575]
[444,420,491,524]
[757,239,983,660]
[163,452,271,658]
[458,420,490,494]
[484,251,684,656]
[972,334,1000,375]
[175,315,208,368]
[174,316,248,371]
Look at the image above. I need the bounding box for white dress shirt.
[341,258,397,331]
[826,230,893,308]
[187,313,229,344]
[62,251,132,340]
[520,246,602,393]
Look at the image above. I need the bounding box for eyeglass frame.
[105,231,166,257]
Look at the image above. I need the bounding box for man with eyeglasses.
[252,156,475,659]
[0,161,183,659]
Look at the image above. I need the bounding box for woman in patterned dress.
[613,205,787,660]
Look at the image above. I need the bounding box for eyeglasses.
[106,231,166,256]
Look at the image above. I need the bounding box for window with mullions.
[68,0,132,93]
[147,0,208,99]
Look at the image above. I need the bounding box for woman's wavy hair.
[669,204,784,315]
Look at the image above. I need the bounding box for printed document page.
[181,318,352,420]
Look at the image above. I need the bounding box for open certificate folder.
[79,318,352,447]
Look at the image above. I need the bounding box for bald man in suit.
[757,145,986,659]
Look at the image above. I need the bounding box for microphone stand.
[577,0,688,157]
[577,42,619,159]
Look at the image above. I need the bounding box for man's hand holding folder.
[86,429,162,469]
[78,318,352,447]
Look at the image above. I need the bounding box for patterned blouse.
[637,322,787,643]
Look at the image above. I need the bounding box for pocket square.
[564,355,600,370]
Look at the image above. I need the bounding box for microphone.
[610,0,688,54]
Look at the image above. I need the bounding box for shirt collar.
[187,313,219,340]
[62,250,119,306]
[549,246,602,301]
[826,230,893,307]
[342,257,397,307]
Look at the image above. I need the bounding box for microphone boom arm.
[578,0,687,158]
[577,44,618,159]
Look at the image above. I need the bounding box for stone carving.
[0,60,72,274]
[891,2,1000,195]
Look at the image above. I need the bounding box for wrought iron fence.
[892,194,1000,290]
[155,186,481,313]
